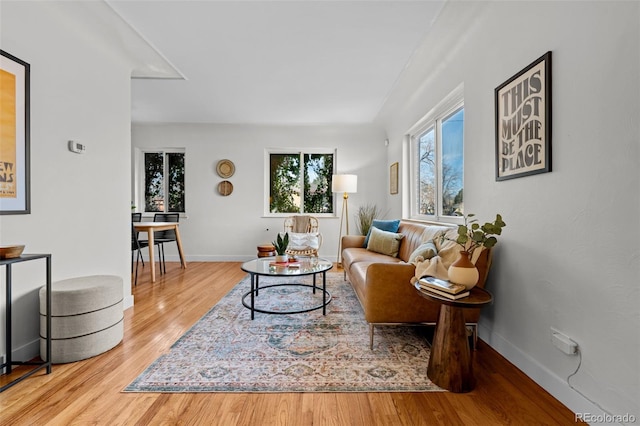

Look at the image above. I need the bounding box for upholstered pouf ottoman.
[39,275,124,364]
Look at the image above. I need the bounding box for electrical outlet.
[68,140,86,154]
[551,327,578,355]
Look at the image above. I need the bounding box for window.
[138,149,185,213]
[266,149,334,216]
[409,88,464,221]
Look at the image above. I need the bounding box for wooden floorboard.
[0,261,581,425]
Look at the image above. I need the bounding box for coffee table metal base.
[242,283,331,318]
[240,258,334,320]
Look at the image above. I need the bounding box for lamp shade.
[332,174,357,193]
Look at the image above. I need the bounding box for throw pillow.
[362,219,401,247]
[408,241,438,264]
[285,232,320,250]
[366,226,404,257]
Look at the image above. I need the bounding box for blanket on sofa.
[410,228,484,284]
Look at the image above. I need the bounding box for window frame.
[408,85,464,224]
[264,147,336,218]
[134,147,186,215]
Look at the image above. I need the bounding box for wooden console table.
[1,254,52,392]
[415,284,493,393]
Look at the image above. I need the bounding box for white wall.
[379,0,639,420]
[132,123,388,261]
[0,2,134,362]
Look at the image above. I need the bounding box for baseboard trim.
[123,294,134,310]
[478,324,609,420]
[155,255,255,262]
[4,339,40,368]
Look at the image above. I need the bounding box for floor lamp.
[332,174,357,265]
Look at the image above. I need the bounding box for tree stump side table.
[415,284,493,393]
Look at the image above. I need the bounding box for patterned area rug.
[124,272,441,392]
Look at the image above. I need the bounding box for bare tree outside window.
[419,128,436,215]
[414,103,464,220]
[441,107,464,216]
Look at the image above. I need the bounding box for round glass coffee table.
[240,257,333,319]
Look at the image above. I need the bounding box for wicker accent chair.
[283,215,322,257]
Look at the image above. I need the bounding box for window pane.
[270,154,301,213]
[304,153,333,214]
[167,152,185,212]
[144,152,164,212]
[441,107,464,216]
[418,127,436,215]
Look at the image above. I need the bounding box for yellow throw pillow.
[366,226,404,257]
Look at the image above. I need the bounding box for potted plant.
[355,204,381,236]
[272,232,289,263]
[440,213,506,289]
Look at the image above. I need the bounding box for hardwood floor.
[1,262,581,425]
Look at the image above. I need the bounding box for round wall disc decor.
[216,159,235,178]
[217,180,233,196]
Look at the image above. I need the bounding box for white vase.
[448,251,479,290]
[275,255,288,263]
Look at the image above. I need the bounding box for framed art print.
[390,162,398,194]
[0,50,30,214]
[495,51,551,181]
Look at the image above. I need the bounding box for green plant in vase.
[440,213,506,289]
[272,232,289,262]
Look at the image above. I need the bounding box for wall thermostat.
[68,140,86,154]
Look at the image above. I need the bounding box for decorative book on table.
[416,284,470,300]
[418,276,466,294]
[416,276,470,300]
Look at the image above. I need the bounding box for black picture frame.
[0,50,30,214]
[495,51,551,181]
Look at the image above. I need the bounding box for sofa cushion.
[366,227,404,257]
[363,219,401,247]
[408,241,438,263]
[343,247,404,269]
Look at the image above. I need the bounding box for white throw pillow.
[284,232,320,251]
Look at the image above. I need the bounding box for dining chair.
[131,212,144,267]
[131,223,148,286]
[133,212,165,273]
[153,213,179,273]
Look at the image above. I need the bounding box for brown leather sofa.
[341,220,492,348]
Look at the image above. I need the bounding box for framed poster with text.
[0,50,30,214]
[495,51,551,181]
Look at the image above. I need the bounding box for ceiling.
[106,0,446,125]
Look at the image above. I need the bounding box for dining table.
[133,221,187,282]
